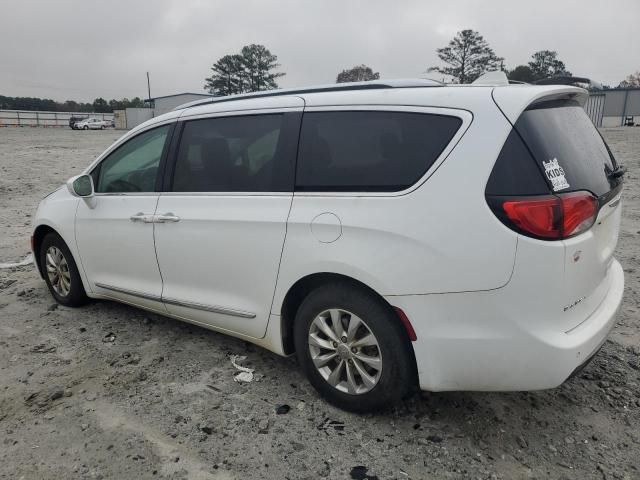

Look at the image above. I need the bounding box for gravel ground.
[0,127,639,480]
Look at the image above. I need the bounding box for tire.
[100,125,104,130]
[294,282,414,412]
[40,232,88,307]
[83,125,88,130]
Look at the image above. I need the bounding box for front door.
[75,123,173,309]
[154,108,301,338]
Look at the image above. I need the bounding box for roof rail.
[174,78,444,111]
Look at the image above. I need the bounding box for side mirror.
[67,174,95,198]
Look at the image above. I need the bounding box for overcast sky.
[1,0,638,102]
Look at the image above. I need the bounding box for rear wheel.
[40,232,88,307]
[294,283,414,412]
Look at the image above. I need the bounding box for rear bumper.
[387,259,624,392]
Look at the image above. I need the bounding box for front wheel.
[83,125,88,130]
[294,283,415,412]
[40,232,88,307]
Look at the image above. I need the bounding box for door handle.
[155,213,180,223]
[130,212,154,223]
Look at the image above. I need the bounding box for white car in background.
[74,117,107,130]
[31,75,625,412]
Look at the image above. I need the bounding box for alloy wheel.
[308,308,382,394]
[45,246,71,297]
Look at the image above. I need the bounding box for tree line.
[3,33,639,113]
[0,96,145,113]
[204,35,639,94]
[203,44,284,96]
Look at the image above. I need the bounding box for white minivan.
[32,77,625,412]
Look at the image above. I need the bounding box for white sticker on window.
[543,158,570,192]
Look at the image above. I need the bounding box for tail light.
[490,191,598,240]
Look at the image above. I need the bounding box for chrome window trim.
[93,192,160,197]
[158,192,291,197]
[178,104,304,122]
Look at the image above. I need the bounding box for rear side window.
[171,113,298,192]
[514,101,620,197]
[485,129,549,196]
[296,111,462,191]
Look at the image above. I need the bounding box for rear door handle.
[155,213,180,223]
[130,212,154,223]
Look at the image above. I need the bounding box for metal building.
[585,87,640,127]
[145,93,213,116]
[114,93,214,129]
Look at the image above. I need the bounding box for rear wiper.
[607,165,626,179]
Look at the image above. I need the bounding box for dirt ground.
[0,127,639,480]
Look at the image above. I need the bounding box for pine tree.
[428,30,503,84]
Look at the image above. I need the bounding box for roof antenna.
[472,71,509,85]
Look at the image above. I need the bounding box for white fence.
[584,94,605,128]
[0,109,114,128]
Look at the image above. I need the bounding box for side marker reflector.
[394,306,417,342]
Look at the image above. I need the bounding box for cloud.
[0,0,638,101]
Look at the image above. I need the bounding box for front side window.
[93,125,171,193]
[171,114,293,192]
[296,111,462,191]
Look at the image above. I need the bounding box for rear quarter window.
[514,101,620,197]
[296,111,462,192]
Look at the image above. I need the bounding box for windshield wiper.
[607,165,626,179]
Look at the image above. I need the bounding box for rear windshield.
[515,100,620,197]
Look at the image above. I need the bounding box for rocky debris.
[102,332,116,343]
[516,435,528,449]
[30,343,57,353]
[109,351,141,367]
[0,279,17,290]
[275,404,290,415]
[24,387,65,409]
[258,418,270,434]
[350,466,379,480]
[16,287,35,298]
[317,418,345,434]
[317,461,331,477]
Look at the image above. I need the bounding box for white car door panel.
[76,195,163,303]
[154,103,303,338]
[154,195,292,337]
[75,124,173,308]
